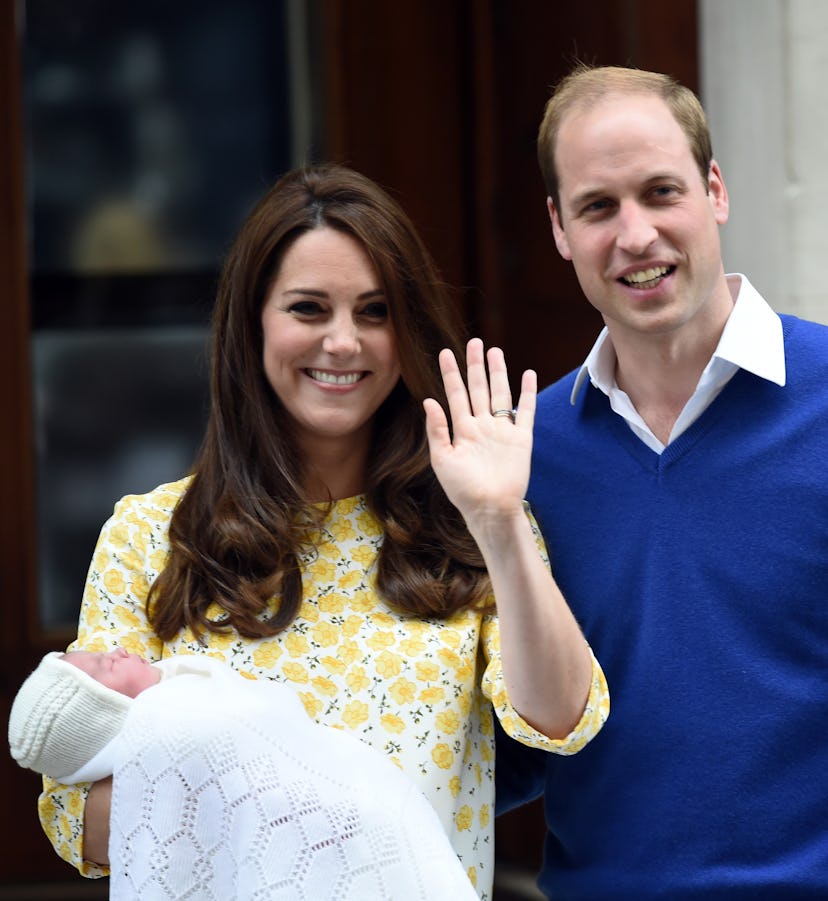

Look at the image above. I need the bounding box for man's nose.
[615,202,658,255]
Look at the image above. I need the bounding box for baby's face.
[64,648,160,698]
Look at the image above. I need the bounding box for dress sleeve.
[37,486,175,875]
[479,508,610,754]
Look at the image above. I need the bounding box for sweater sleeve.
[479,509,610,754]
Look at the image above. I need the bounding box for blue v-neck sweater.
[521,314,828,899]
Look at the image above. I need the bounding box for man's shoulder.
[537,368,580,407]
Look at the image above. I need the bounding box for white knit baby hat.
[8,651,132,781]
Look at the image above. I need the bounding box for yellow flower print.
[403,619,430,636]
[131,574,150,602]
[351,544,375,567]
[308,559,337,582]
[479,804,490,828]
[435,709,460,734]
[312,675,338,697]
[479,703,493,733]
[400,637,426,657]
[337,570,363,591]
[329,518,357,542]
[253,642,283,668]
[109,523,131,547]
[311,621,340,647]
[298,691,323,718]
[437,647,462,670]
[346,665,371,692]
[336,496,361,516]
[467,866,477,887]
[367,630,395,651]
[341,615,364,637]
[380,713,406,734]
[455,805,474,831]
[66,793,84,817]
[119,548,144,572]
[455,658,475,682]
[83,603,104,631]
[58,814,72,841]
[389,677,416,705]
[342,700,370,728]
[420,685,445,705]
[440,629,462,649]
[207,631,235,651]
[320,655,346,676]
[298,601,320,623]
[318,593,347,615]
[284,632,310,658]
[375,650,403,679]
[431,743,454,770]
[458,693,472,716]
[103,569,126,594]
[338,639,361,663]
[480,740,493,763]
[120,635,149,657]
[349,590,375,613]
[318,540,342,560]
[112,605,143,629]
[149,549,169,571]
[131,531,148,555]
[93,547,110,571]
[356,511,381,535]
[448,776,461,798]
[415,660,440,682]
[38,796,57,821]
[371,611,397,628]
[282,662,309,684]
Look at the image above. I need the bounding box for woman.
[39,164,608,899]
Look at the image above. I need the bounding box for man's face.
[548,92,730,347]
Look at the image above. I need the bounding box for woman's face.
[260,227,401,456]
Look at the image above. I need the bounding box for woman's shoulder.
[112,475,193,518]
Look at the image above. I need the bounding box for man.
[497,63,828,899]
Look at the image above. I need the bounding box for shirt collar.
[570,273,786,405]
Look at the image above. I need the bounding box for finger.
[486,346,514,417]
[464,338,493,418]
[423,397,452,455]
[513,368,537,429]
[438,347,473,424]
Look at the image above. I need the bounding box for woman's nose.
[322,317,360,355]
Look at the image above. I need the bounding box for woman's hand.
[424,337,537,524]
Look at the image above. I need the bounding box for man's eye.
[582,199,612,216]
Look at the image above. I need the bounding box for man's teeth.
[308,369,362,385]
[622,266,670,288]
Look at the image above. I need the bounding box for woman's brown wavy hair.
[148,164,490,641]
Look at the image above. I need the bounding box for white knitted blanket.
[103,658,478,900]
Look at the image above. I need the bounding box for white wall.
[700,0,828,323]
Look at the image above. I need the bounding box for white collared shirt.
[569,274,787,453]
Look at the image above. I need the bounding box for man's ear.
[548,197,572,260]
[708,160,730,226]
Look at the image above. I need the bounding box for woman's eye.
[287,300,324,316]
[360,302,389,320]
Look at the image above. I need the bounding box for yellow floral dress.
[39,478,609,900]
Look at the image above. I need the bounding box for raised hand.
[423,337,537,523]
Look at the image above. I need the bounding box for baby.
[8,648,479,900]
[8,648,204,781]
